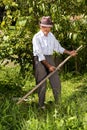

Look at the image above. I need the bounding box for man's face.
[40,26,51,36]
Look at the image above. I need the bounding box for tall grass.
[0,66,87,130]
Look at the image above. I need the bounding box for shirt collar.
[40,30,50,37]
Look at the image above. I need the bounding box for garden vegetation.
[0,0,87,129]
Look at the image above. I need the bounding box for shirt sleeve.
[54,37,65,54]
[32,35,45,61]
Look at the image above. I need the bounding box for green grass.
[0,66,87,130]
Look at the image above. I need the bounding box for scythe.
[17,45,83,105]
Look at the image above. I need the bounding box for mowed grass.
[0,66,87,130]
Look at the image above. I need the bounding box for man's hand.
[48,66,56,72]
[69,50,77,56]
[41,60,56,72]
[64,50,77,56]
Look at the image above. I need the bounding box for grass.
[0,66,87,130]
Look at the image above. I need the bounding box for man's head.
[39,16,53,36]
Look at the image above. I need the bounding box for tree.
[0,0,87,76]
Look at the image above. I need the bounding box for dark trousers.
[33,55,61,107]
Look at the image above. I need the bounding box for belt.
[33,55,53,61]
[33,56,38,61]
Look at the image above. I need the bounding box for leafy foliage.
[0,0,87,75]
[0,1,87,129]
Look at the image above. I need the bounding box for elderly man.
[32,16,76,109]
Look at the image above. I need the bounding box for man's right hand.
[41,60,56,72]
[48,65,56,72]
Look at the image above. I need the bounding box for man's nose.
[45,29,49,31]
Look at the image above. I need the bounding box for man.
[32,16,77,109]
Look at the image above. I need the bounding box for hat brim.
[40,23,53,27]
